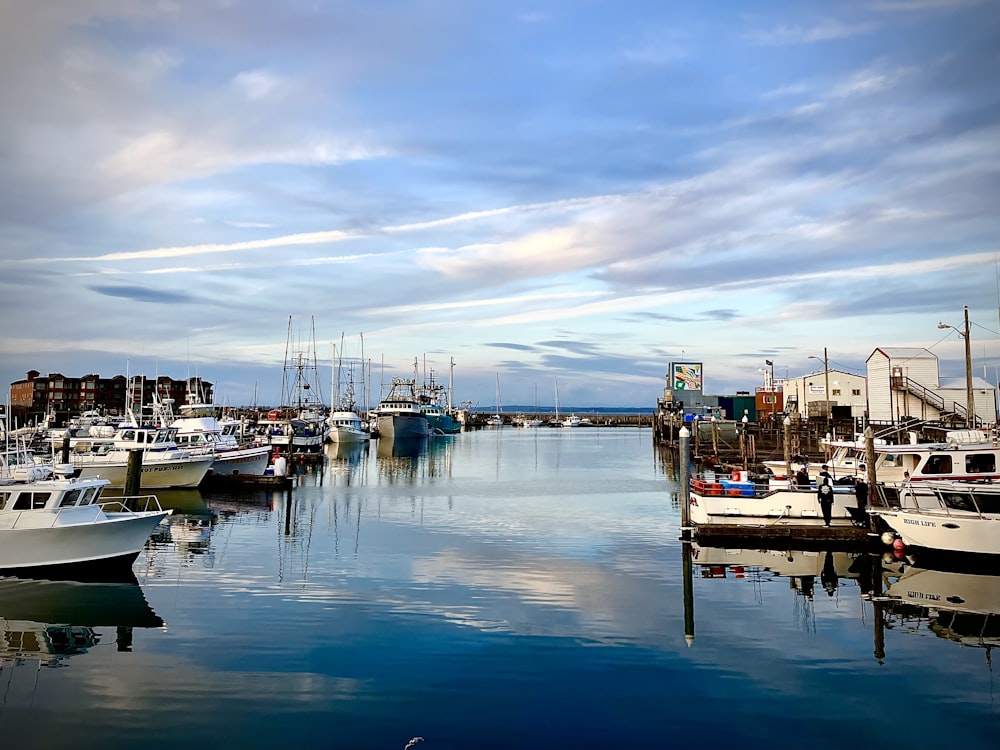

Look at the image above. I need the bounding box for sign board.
[672,363,703,392]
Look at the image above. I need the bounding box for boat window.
[78,487,97,505]
[0,491,7,510]
[941,492,977,512]
[921,455,953,475]
[12,492,51,510]
[59,488,83,507]
[966,454,996,473]
[121,430,136,441]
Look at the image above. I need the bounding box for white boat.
[762,434,881,480]
[165,401,272,476]
[327,409,369,443]
[374,377,430,439]
[870,430,1000,483]
[562,415,582,428]
[874,480,1000,556]
[487,373,504,427]
[50,422,215,489]
[687,470,862,532]
[0,452,170,573]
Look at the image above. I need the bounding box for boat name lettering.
[906,591,940,601]
[902,518,936,527]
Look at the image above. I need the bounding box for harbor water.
[1,427,998,749]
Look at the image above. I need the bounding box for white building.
[782,369,868,421]
[866,347,997,427]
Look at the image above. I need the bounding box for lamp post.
[808,348,831,436]
[741,412,749,470]
[938,305,975,428]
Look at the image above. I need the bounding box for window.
[966,454,996,473]
[59,488,83,508]
[922,454,953,475]
[832,389,841,396]
[852,389,861,396]
[13,492,51,510]
[0,491,7,510]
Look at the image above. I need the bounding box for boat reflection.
[691,544,867,599]
[0,573,163,667]
[884,563,1000,651]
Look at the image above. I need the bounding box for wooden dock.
[200,472,294,490]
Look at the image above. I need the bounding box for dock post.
[124,449,143,497]
[682,540,695,646]
[61,434,71,464]
[679,426,692,538]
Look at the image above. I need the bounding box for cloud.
[87,285,197,304]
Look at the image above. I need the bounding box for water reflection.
[884,564,1000,653]
[375,435,454,482]
[0,574,162,667]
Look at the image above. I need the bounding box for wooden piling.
[124,449,143,496]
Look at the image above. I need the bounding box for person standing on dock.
[854,467,869,511]
[817,464,834,526]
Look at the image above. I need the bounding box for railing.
[889,375,976,426]
[100,494,165,514]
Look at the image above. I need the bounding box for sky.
[1,0,998,411]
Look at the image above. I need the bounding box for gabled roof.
[867,347,937,363]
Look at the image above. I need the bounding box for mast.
[449,357,455,413]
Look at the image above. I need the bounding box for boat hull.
[0,510,169,571]
[73,455,214,489]
[209,446,272,476]
[377,413,430,439]
[877,510,1000,555]
[689,478,861,531]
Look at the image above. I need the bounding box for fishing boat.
[255,316,330,453]
[870,430,1000,483]
[0,451,170,574]
[49,421,215,489]
[153,391,272,476]
[418,363,461,435]
[374,376,430,439]
[686,468,866,539]
[326,341,370,443]
[874,480,1000,556]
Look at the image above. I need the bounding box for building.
[867,347,996,427]
[782,369,868,423]
[8,371,213,427]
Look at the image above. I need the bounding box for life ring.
[267,409,281,420]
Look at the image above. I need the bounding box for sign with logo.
[672,363,703,392]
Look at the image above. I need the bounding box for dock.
[200,472,294,490]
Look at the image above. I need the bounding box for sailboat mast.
[449,357,455,413]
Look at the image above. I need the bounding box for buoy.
[881,531,896,546]
[893,538,905,552]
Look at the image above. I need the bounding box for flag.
[765,359,773,366]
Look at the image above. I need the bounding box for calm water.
[1,427,998,749]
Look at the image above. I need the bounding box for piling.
[61,434,71,464]
[678,426,692,538]
[124,448,143,496]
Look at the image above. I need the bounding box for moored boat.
[374,377,430,439]
[0,452,170,574]
[874,480,1000,557]
[687,469,867,540]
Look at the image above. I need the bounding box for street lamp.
[938,305,975,428]
[808,348,831,436]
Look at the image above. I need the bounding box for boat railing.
[99,495,166,515]
[880,481,1000,518]
[690,471,854,500]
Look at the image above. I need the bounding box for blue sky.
[2,0,998,410]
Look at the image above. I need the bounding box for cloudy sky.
[2,0,998,410]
